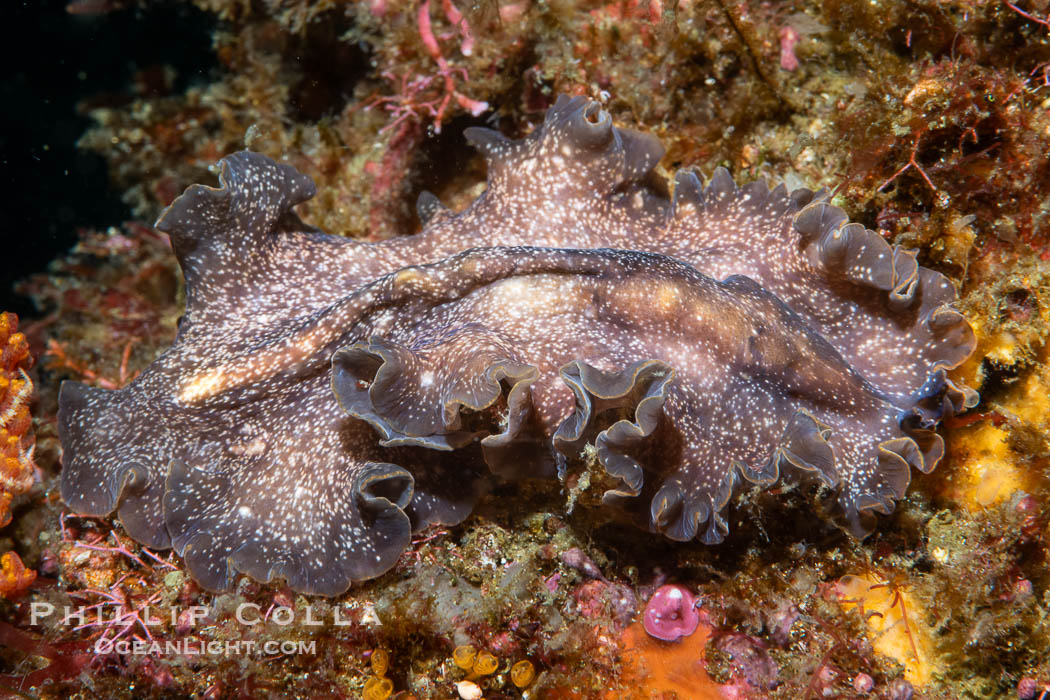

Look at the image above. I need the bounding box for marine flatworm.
[58,96,977,594]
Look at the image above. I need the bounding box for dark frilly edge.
[57,153,423,595]
[335,91,979,543]
[56,94,978,596]
[57,156,298,557]
[662,155,977,539]
[463,94,666,195]
[58,378,172,551]
[162,458,415,594]
[331,338,552,480]
[791,193,978,536]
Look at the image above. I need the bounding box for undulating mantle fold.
[57,95,978,595]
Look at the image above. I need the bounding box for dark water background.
[1,0,215,317]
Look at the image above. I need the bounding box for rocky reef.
[2,0,1049,698]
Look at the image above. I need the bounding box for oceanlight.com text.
[93,639,317,656]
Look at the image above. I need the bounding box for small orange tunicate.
[362,676,393,700]
[473,650,498,675]
[510,659,535,688]
[370,648,390,676]
[452,644,477,670]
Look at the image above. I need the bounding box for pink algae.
[642,584,700,642]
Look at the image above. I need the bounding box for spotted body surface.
[58,96,976,594]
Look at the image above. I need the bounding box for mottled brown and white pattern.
[58,95,977,594]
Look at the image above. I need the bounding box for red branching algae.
[0,620,94,690]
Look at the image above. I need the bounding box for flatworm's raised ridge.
[58,95,977,594]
